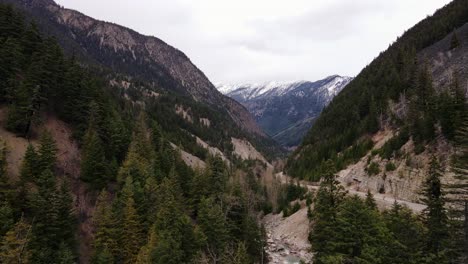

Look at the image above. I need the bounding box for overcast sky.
[55,0,452,84]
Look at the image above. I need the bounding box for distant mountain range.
[217,75,352,149]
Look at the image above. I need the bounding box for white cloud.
[55,0,452,83]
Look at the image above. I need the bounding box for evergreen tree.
[151,177,199,263]
[365,190,377,210]
[37,131,57,173]
[448,106,468,263]
[198,197,229,262]
[81,123,108,189]
[309,160,347,262]
[121,196,143,264]
[422,157,449,262]
[30,169,76,262]
[0,139,10,201]
[16,144,37,215]
[333,196,390,263]
[20,144,38,183]
[382,202,425,264]
[92,190,118,263]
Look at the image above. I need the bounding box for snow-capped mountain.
[217,75,352,149]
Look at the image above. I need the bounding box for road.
[275,172,426,213]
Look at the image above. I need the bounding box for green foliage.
[421,157,449,262]
[0,217,32,264]
[81,123,109,189]
[92,190,118,263]
[37,131,57,173]
[288,0,468,180]
[0,4,269,263]
[378,129,410,159]
[198,197,229,259]
[385,162,397,172]
[366,162,381,176]
[382,202,425,263]
[309,161,348,261]
[276,181,307,215]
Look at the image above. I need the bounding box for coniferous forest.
[0,0,467,264]
[0,4,269,263]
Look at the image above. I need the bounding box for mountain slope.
[2,0,268,141]
[218,76,352,148]
[287,0,468,181]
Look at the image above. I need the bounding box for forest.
[0,4,276,263]
[287,0,468,181]
[0,0,467,263]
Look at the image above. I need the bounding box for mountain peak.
[217,75,352,101]
[217,75,352,147]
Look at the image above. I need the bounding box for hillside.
[288,0,468,181]
[0,0,284,159]
[218,76,352,148]
[0,3,283,263]
[285,1,468,261]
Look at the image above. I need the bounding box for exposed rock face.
[5,0,265,137]
[263,208,313,264]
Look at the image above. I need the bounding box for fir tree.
[198,197,229,262]
[37,131,57,174]
[382,202,425,264]
[422,157,449,262]
[20,144,38,182]
[81,123,108,189]
[92,190,118,263]
[309,160,347,262]
[121,197,143,263]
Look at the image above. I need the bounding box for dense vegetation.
[0,4,269,263]
[309,159,467,263]
[287,0,468,181]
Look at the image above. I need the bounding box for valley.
[0,0,467,264]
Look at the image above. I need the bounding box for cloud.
[56,0,452,83]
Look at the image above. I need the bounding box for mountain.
[1,0,270,141]
[0,3,278,263]
[217,76,352,148]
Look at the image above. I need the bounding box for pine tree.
[16,144,37,215]
[0,139,10,201]
[92,190,117,263]
[207,156,227,201]
[20,144,38,182]
[333,195,390,263]
[309,160,347,262]
[383,202,425,264]
[81,123,108,189]
[30,168,76,262]
[365,190,377,210]
[198,197,229,262]
[151,177,198,263]
[37,131,57,173]
[448,107,468,263]
[121,197,143,263]
[422,157,449,262]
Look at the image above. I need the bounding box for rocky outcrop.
[4,0,266,138]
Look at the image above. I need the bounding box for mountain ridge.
[2,0,268,139]
[217,75,352,148]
